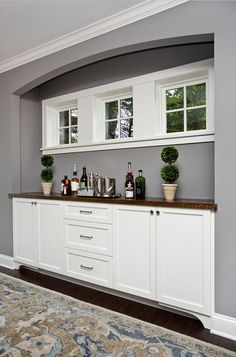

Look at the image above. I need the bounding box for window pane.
[59,128,69,144]
[120,119,133,138]
[71,126,78,143]
[71,109,78,126]
[59,110,69,127]
[187,108,206,131]
[166,88,184,110]
[120,97,133,118]
[105,101,118,120]
[106,121,119,139]
[187,83,206,107]
[167,111,184,133]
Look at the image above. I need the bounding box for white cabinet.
[156,207,212,315]
[113,205,213,317]
[13,198,62,273]
[62,201,113,288]
[13,199,37,267]
[13,197,214,323]
[37,200,62,273]
[113,205,155,299]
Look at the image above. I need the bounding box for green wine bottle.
[135,170,145,199]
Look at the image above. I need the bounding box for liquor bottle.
[71,164,79,195]
[135,170,146,199]
[80,166,88,190]
[125,162,134,199]
[61,175,71,196]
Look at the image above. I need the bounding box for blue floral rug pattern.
[0,273,235,356]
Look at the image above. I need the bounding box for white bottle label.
[125,190,134,198]
[71,181,79,192]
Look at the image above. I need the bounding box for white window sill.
[41,132,215,155]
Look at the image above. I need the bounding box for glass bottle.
[61,175,71,196]
[80,166,88,190]
[135,169,146,199]
[71,164,79,195]
[125,162,134,199]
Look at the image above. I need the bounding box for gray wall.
[0,1,235,318]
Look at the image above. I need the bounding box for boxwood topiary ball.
[161,164,179,184]
[161,147,179,164]
[41,168,53,182]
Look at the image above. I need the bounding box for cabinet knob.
[150,210,154,215]
[156,210,160,215]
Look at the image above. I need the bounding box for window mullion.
[184,85,187,132]
[118,99,121,139]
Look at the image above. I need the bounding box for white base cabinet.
[62,201,113,288]
[156,207,212,315]
[113,205,155,299]
[13,199,37,267]
[12,197,214,326]
[13,198,62,274]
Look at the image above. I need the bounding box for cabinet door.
[13,198,37,267]
[156,208,212,315]
[37,200,62,273]
[113,205,155,299]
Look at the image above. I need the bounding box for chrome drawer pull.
[80,210,93,214]
[80,234,93,240]
[80,264,94,271]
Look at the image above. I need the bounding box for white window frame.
[42,59,214,155]
[160,76,209,136]
[101,92,133,141]
[58,106,79,146]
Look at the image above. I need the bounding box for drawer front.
[63,220,112,256]
[63,202,112,223]
[65,249,112,288]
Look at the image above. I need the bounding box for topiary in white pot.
[160,146,179,201]
[41,155,54,196]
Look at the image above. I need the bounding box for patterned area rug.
[0,273,235,357]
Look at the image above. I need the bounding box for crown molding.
[0,0,189,74]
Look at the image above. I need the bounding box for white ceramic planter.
[162,183,178,201]
[41,182,53,196]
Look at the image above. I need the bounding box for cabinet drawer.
[63,202,112,223]
[63,220,112,256]
[65,249,112,288]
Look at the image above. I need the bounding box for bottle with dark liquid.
[61,175,71,196]
[71,164,79,195]
[135,169,146,199]
[80,166,88,190]
[125,162,134,199]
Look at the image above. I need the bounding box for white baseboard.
[0,254,15,269]
[211,313,236,341]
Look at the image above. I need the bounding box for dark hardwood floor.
[1,266,236,353]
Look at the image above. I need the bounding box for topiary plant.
[160,146,179,184]
[161,164,179,184]
[161,146,179,164]
[41,155,54,182]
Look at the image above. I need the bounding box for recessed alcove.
[18,35,214,198]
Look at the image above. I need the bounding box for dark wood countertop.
[9,192,217,210]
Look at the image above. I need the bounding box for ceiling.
[0,0,146,65]
[0,0,189,73]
